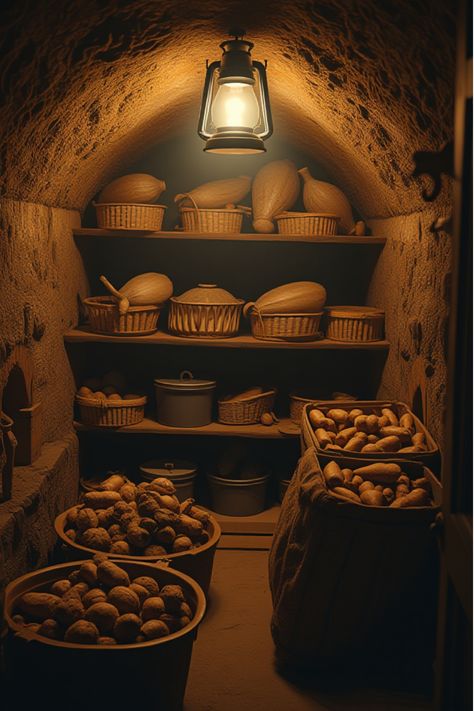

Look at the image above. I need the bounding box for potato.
[322,460,344,488]
[309,409,327,428]
[76,508,99,532]
[335,426,357,447]
[367,434,379,443]
[354,431,368,442]
[80,527,112,552]
[66,506,80,528]
[141,596,166,621]
[381,407,399,426]
[148,477,177,496]
[374,484,384,492]
[399,412,415,432]
[82,491,122,510]
[54,598,85,627]
[189,506,210,525]
[97,636,118,645]
[85,602,119,634]
[352,463,401,483]
[412,432,427,449]
[83,588,107,608]
[365,414,379,434]
[347,408,364,422]
[50,579,72,597]
[326,431,337,441]
[113,614,142,643]
[327,408,349,424]
[133,576,160,596]
[359,481,375,493]
[332,486,361,503]
[379,426,412,443]
[390,488,431,508]
[344,436,365,452]
[396,484,410,497]
[172,536,193,552]
[107,586,140,615]
[64,620,99,644]
[38,619,62,640]
[159,613,181,632]
[383,488,395,504]
[153,525,176,547]
[110,540,131,555]
[325,444,344,452]
[159,585,185,613]
[375,436,400,452]
[139,517,158,535]
[361,443,383,453]
[97,507,115,528]
[398,445,424,453]
[397,474,411,486]
[315,428,332,448]
[78,561,98,586]
[120,484,137,502]
[377,415,390,428]
[412,477,431,493]
[341,468,353,482]
[97,560,130,588]
[360,490,386,506]
[141,620,170,640]
[18,593,61,620]
[127,525,151,549]
[129,583,149,605]
[351,475,363,488]
[65,529,77,541]
[143,545,167,556]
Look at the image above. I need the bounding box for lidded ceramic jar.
[168,284,244,338]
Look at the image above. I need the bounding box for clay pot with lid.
[168,284,244,338]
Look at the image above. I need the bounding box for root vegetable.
[148,477,176,495]
[347,408,364,422]
[113,614,142,644]
[327,408,348,424]
[354,415,368,432]
[322,460,344,488]
[377,436,401,452]
[351,475,363,487]
[360,490,386,506]
[143,545,167,556]
[308,409,327,427]
[50,580,71,597]
[97,560,130,588]
[359,481,375,493]
[341,468,353,482]
[379,426,412,443]
[315,428,332,448]
[132,577,160,596]
[366,414,379,433]
[381,408,399,426]
[361,443,383,453]
[38,619,62,640]
[119,484,137,502]
[332,487,361,503]
[141,597,166,621]
[107,586,140,615]
[64,620,99,644]
[172,535,193,552]
[159,585,185,613]
[141,620,170,640]
[85,602,119,634]
[398,445,424,453]
[83,491,122,510]
[78,562,98,586]
[55,598,85,627]
[80,527,112,552]
[400,413,415,432]
[390,488,431,508]
[110,540,131,555]
[335,427,357,446]
[83,588,107,608]
[76,508,99,532]
[100,474,126,492]
[19,593,61,620]
[383,488,395,504]
[412,477,431,493]
[98,636,117,645]
[344,436,365,452]
[352,463,401,483]
[396,484,410,497]
[412,432,427,448]
[126,525,151,549]
[129,584,149,604]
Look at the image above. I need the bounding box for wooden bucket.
[4,560,206,710]
[55,507,221,596]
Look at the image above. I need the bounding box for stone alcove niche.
[0,0,455,581]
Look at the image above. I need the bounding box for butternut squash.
[298,167,354,233]
[252,160,300,232]
[98,174,166,204]
[175,175,251,208]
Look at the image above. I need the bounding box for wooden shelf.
[73,227,386,245]
[74,416,300,439]
[65,328,390,350]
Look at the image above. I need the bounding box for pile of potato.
[309,404,429,454]
[322,460,434,507]
[12,558,194,645]
[76,370,141,401]
[63,474,210,556]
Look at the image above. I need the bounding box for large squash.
[174,175,251,208]
[244,281,327,315]
[298,167,354,233]
[252,160,300,233]
[98,174,166,204]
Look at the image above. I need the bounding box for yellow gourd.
[175,176,251,208]
[298,167,354,233]
[100,273,173,314]
[252,160,300,233]
[244,281,327,316]
[98,174,166,204]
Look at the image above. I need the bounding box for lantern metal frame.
[198,35,273,154]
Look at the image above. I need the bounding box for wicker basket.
[218,389,276,425]
[289,393,320,424]
[76,394,146,427]
[325,306,385,342]
[94,202,166,231]
[275,212,339,236]
[168,300,243,338]
[83,296,161,336]
[247,308,323,341]
[301,399,440,473]
[179,206,245,233]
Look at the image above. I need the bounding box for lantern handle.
[228,27,246,40]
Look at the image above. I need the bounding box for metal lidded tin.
[154,370,216,427]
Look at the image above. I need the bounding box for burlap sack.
[269,447,440,679]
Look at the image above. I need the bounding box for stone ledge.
[0,433,79,607]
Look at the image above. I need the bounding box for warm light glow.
[211,82,260,130]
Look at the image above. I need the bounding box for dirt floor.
[185,548,432,711]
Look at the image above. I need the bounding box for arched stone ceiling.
[0,0,455,217]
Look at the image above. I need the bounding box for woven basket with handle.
[83,296,161,336]
[178,193,250,233]
[244,302,322,341]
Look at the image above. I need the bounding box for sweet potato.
[360,490,386,506]
[379,426,412,443]
[398,445,424,453]
[323,461,344,488]
[352,462,401,483]
[308,409,326,428]
[354,415,368,432]
[390,488,431,508]
[344,436,365,452]
[366,414,379,434]
[347,408,364,422]
[361,443,383,453]
[399,413,415,432]
[341,468,353,482]
[335,427,357,447]
[412,432,427,449]
[381,407,399,426]
[359,481,375,493]
[332,487,361,503]
[377,436,401,452]
[315,428,332,448]
[327,408,349,424]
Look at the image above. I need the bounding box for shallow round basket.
[180,207,244,233]
[325,305,385,342]
[275,212,339,236]
[168,300,244,338]
[4,560,206,710]
[218,389,276,425]
[247,310,323,341]
[83,296,161,336]
[76,394,146,427]
[55,507,221,596]
[94,202,166,231]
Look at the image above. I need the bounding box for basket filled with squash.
[83,271,173,336]
[55,474,221,596]
[302,400,440,472]
[175,176,251,234]
[94,173,167,231]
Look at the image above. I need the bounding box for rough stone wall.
[0,200,89,442]
[0,0,455,217]
[0,435,79,605]
[367,207,452,449]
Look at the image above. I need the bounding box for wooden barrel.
[4,560,206,710]
[54,508,221,597]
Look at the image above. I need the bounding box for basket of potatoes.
[317,455,440,511]
[55,476,221,596]
[76,371,146,427]
[302,400,439,472]
[4,557,205,710]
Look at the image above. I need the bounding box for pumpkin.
[98,174,166,204]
